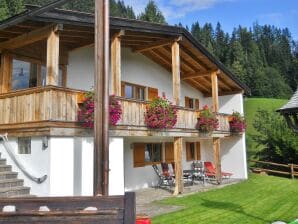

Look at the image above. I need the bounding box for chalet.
[0,4,249,197]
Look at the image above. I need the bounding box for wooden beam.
[211,71,219,112]
[111,31,122,96]
[187,78,210,93]
[204,90,244,97]
[0,54,12,93]
[182,70,218,80]
[94,0,110,196]
[46,29,60,85]
[133,36,182,53]
[172,41,180,105]
[213,137,221,184]
[173,137,183,195]
[0,25,62,50]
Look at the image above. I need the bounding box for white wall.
[0,137,50,196]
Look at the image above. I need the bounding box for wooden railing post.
[172,41,180,106]
[290,164,294,179]
[173,137,183,195]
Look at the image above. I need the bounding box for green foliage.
[253,110,298,164]
[6,0,24,16]
[153,174,298,224]
[138,0,166,24]
[0,0,9,21]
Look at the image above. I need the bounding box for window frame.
[18,137,31,155]
[122,81,147,101]
[186,142,201,161]
[133,142,163,167]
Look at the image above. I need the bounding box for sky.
[122,0,298,40]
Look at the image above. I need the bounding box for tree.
[6,0,24,16]
[138,0,166,24]
[253,110,298,164]
[0,0,9,21]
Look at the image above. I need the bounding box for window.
[133,143,162,167]
[186,142,201,161]
[12,59,35,90]
[18,137,31,154]
[122,82,146,100]
[185,97,200,109]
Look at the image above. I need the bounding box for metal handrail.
[0,133,47,184]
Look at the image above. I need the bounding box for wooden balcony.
[111,97,232,137]
[0,86,86,137]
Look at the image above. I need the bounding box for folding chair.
[152,164,175,188]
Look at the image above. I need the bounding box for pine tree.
[6,0,24,16]
[138,0,166,24]
[0,0,9,20]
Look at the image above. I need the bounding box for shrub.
[196,105,219,133]
[144,97,177,129]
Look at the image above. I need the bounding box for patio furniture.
[192,160,205,183]
[171,162,194,185]
[152,164,175,188]
[204,161,233,179]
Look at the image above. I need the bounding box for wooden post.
[46,30,59,85]
[213,137,221,184]
[0,53,12,93]
[94,0,110,196]
[290,164,294,179]
[111,32,122,96]
[173,137,183,195]
[211,71,219,112]
[172,41,180,105]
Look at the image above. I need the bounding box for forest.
[1,0,297,98]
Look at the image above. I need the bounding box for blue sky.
[123,0,298,40]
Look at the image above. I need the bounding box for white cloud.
[122,0,235,20]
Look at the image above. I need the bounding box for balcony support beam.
[111,31,123,96]
[213,137,222,184]
[0,53,12,93]
[46,29,60,86]
[172,41,180,105]
[211,71,219,112]
[173,137,183,195]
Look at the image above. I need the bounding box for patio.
[136,178,243,217]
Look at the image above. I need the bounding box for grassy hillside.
[243,98,288,158]
[153,174,298,224]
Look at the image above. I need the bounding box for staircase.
[0,153,31,198]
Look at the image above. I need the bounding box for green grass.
[152,174,298,224]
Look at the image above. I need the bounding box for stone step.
[0,158,6,165]
[0,186,30,198]
[0,171,18,180]
[0,179,23,188]
[0,165,11,172]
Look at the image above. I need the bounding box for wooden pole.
[172,41,180,105]
[94,0,110,196]
[211,71,218,113]
[213,137,221,184]
[0,53,12,93]
[173,137,183,195]
[111,32,121,96]
[290,164,294,179]
[46,30,59,85]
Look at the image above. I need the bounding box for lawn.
[152,174,298,224]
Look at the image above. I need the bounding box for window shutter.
[121,82,125,97]
[196,142,201,160]
[165,142,174,163]
[185,96,190,108]
[186,142,192,161]
[133,143,145,167]
[148,87,158,101]
[195,99,200,110]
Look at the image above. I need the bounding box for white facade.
[0,45,247,195]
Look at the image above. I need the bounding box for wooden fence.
[250,160,298,179]
[0,192,135,224]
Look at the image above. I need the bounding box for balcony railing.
[0,86,84,126]
[115,97,231,135]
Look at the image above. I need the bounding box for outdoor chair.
[192,160,205,183]
[152,164,175,188]
[171,162,194,185]
[204,161,233,179]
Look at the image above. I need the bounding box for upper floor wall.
[67,46,244,114]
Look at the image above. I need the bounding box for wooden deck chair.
[204,161,233,179]
[152,164,175,188]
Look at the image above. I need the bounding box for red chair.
[204,161,233,178]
